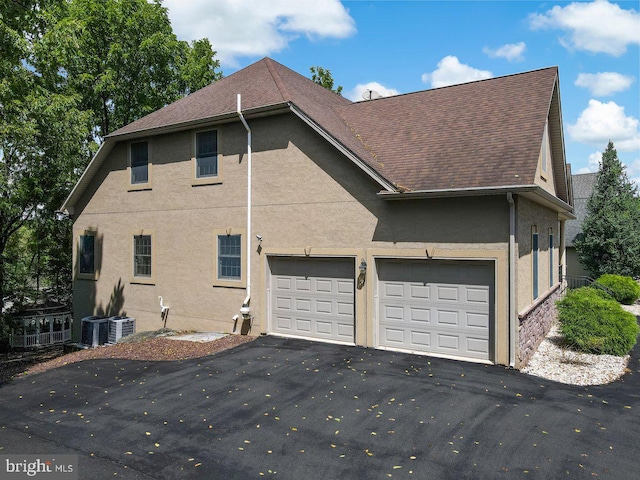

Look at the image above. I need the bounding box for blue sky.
[164,0,640,186]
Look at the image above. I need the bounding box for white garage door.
[269,257,355,344]
[377,259,493,361]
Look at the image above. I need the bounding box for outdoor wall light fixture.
[359,259,367,276]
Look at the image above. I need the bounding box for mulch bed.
[0,334,255,384]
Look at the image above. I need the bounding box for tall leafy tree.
[310,66,343,96]
[35,0,222,137]
[575,141,640,278]
[1,0,90,310]
[1,0,222,321]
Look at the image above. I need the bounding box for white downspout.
[507,193,516,367]
[238,94,252,316]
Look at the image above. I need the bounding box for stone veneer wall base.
[517,284,563,369]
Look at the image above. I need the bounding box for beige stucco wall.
[534,121,557,196]
[515,196,561,313]
[72,112,519,364]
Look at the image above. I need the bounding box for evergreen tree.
[575,141,640,277]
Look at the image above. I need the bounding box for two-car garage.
[268,256,494,363]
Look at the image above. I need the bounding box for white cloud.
[529,0,640,56]
[421,56,492,88]
[483,42,526,62]
[575,72,635,96]
[576,151,603,173]
[568,99,640,152]
[577,151,640,188]
[346,82,399,102]
[163,0,356,66]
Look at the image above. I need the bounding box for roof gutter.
[106,103,291,142]
[288,103,396,192]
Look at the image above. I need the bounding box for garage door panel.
[296,278,311,292]
[436,286,459,302]
[467,337,489,354]
[275,315,292,331]
[337,301,353,316]
[382,327,405,344]
[467,287,489,303]
[410,284,430,299]
[410,331,431,347]
[337,280,354,295]
[295,298,311,312]
[270,257,355,344]
[437,334,459,351]
[296,319,312,332]
[436,310,459,326]
[378,260,493,361]
[384,283,405,298]
[410,307,430,323]
[467,312,489,329]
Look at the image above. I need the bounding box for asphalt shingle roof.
[109,58,561,194]
[566,172,597,246]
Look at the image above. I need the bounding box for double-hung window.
[130,141,149,184]
[196,130,218,178]
[218,234,241,280]
[133,235,152,278]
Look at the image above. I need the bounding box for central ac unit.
[108,316,136,344]
[81,316,109,347]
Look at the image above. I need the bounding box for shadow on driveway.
[1,335,639,479]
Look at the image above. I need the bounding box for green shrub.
[595,274,640,305]
[556,287,639,356]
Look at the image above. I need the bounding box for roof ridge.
[263,57,290,102]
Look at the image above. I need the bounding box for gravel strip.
[522,303,639,386]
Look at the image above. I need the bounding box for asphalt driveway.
[1,336,639,480]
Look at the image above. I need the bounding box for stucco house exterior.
[61,58,574,368]
[565,172,597,277]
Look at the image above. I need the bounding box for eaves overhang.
[378,184,576,219]
[60,140,115,215]
[106,102,292,141]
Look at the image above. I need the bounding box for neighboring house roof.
[62,58,572,214]
[565,172,597,246]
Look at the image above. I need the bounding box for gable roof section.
[109,58,350,138]
[566,172,597,246]
[337,67,561,193]
[63,58,571,214]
